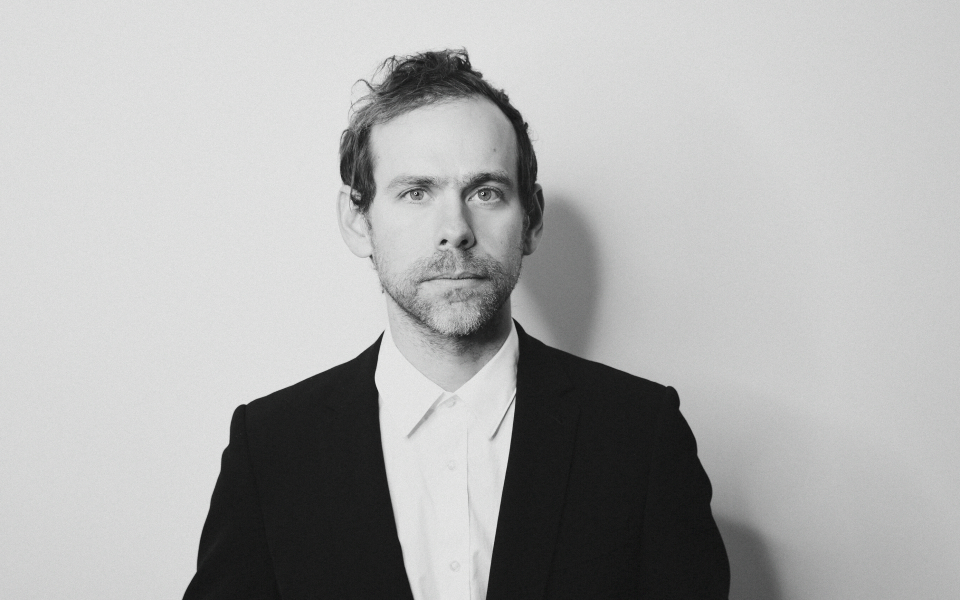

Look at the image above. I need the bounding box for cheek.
[370,204,431,245]
[371,228,423,272]
[487,219,526,255]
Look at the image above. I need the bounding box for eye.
[473,187,503,203]
[402,189,427,202]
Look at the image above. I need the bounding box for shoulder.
[520,327,676,408]
[517,326,683,456]
[560,344,669,398]
[239,336,381,434]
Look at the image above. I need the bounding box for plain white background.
[3,2,958,598]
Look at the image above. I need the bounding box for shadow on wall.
[522,197,781,599]
[520,195,600,357]
[715,517,783,600]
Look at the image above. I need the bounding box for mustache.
[412,251,503,281]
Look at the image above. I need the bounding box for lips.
[429,272,484,280]
[414,253,493,283]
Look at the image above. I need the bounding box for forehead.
[369,97,518,186]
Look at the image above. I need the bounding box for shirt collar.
[375,322,519,440]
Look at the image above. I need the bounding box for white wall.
[3,2,958,598]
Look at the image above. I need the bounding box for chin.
[379,262,519,338]
[421,302,498,337]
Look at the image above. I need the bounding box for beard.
[371,244,523,338]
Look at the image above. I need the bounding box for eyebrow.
[385,175,444,190]
[463,170,515,190]
[385,170,516,191]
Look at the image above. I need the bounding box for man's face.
[365,97,532,337]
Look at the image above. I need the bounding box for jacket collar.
[322,322,580,600]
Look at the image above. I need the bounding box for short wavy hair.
[339,49,538,216]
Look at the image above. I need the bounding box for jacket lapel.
[319,337,414,599]
[486,323,580,600]
[306,324,578,599]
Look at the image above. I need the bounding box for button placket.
[434,398,470,600]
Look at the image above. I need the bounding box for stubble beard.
[372,243,523,338]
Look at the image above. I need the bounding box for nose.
[435,196,475,251]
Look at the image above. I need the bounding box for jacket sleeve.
[184,405,281,600]
[639,387,730,599]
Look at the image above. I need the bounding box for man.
[185,49,729,599]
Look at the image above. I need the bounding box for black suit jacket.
[185,324,729,599]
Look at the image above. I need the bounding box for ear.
[522,184,545,256]
[337,185,373,258]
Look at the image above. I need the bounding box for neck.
[385,301,514,392]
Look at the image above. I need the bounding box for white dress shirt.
[375,322,519,600]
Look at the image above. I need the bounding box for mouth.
[427,272,484,281]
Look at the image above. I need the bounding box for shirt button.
[450,561,460,572]
[447,460,457,471]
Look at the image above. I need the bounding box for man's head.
[337,50,544,338]
[338,49,539,219]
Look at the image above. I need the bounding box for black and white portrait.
[3,3,958,599]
